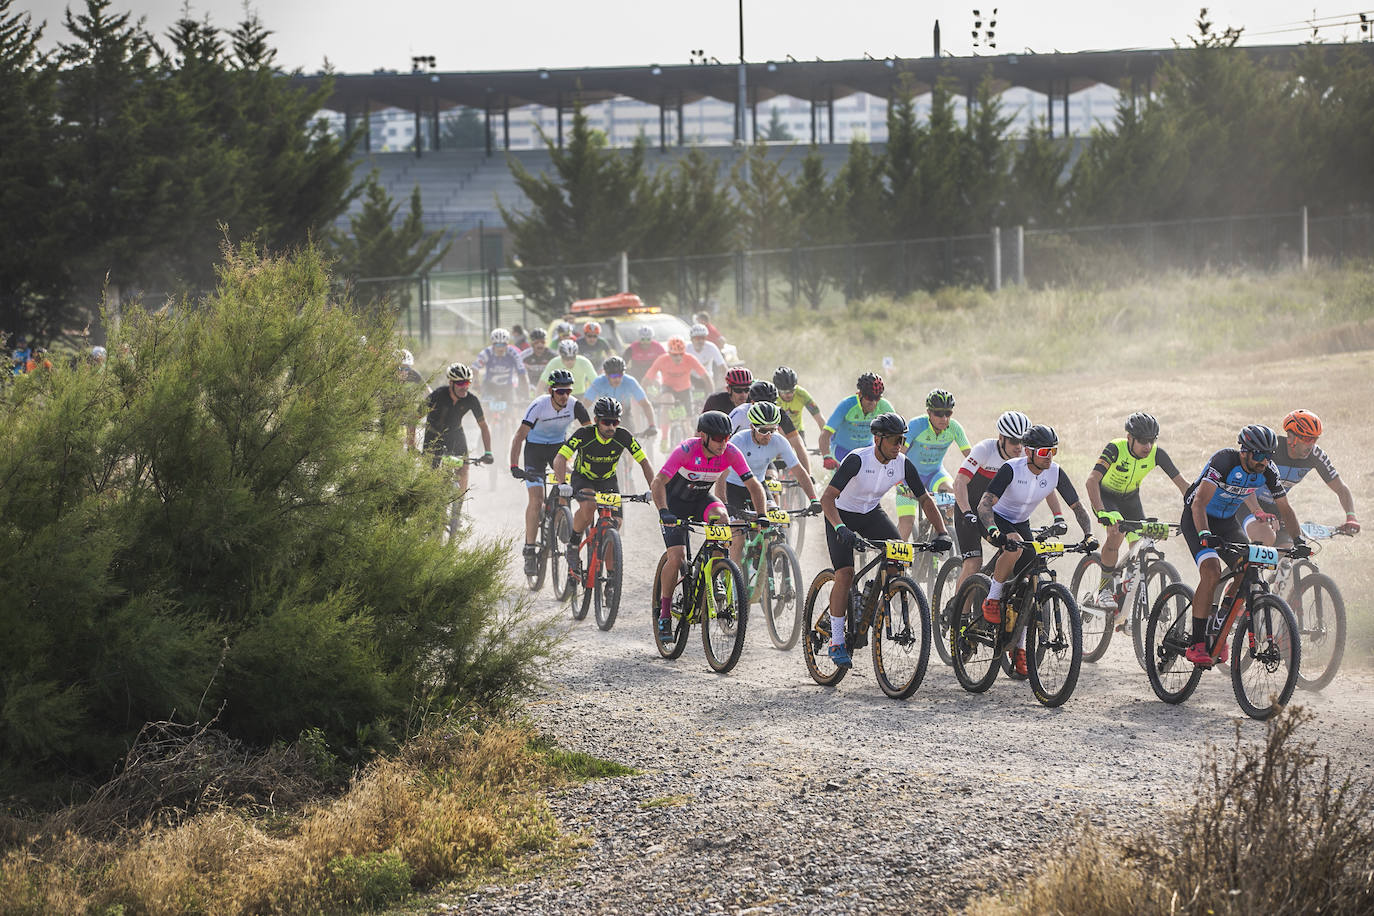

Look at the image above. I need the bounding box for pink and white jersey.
[660,437,754,500]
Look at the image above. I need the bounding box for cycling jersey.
[727,403,797,436]
[703,391,742,415]
[520,345,555,385]
[659,437,753,502]
[423,386,484,461]
[1255,435,1339,505]
[687,341,726,377]
[541,355,598,395]
[724,427,798,486]
[473,345,527,390]
[823,395,895,456]
[903,416,970,487]
[644,352,708,393]
[624,340,666,378]
[521,394,591,445]
[576,335,613,364]
[829,446,928,514]
[558,426,647,480]
[986,457,1080,524]
[1184,448,1285,520]
[1095,438,1181,495]
[777,385,821,431]
[584,373,648,405]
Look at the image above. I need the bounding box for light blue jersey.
[725,428,798,486]
[584,373,647,404]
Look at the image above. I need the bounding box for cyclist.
[395,349,425,450]
[714,400,821,570]
[1180,424,1307,666]
[773,366,826,436]
[701,366,755,415]
[974,425,1097,676]
[820,412,953,666]
[953,410,1053,592]
[542,338,598,396]
[473,328,529,405]
[509,324,529,350]
[1251,409,1360,545]
[650,410,770,639]
[896,389,972,541]
[727,379,813,475]
[519,328,553,387]
[643,337,710,421]
[624,325,666,382]
[423,363,494,494]
[554,321,576,343]
[553,396,655,575]
[1083,411,1190,609]
[687,323,727,393]
[818,372,894,470]
[576,321,614,364]
[510,368,592,577]
[585,356,658,436]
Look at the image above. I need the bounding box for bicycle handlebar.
[572,490,652,504]
[854,536,944,553]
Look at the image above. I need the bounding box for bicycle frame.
[572,491,647,588]
[662,519,747,624]
[1199,543,1284,664]
[845,538,924,650]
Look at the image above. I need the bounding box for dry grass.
[969,706,1374,916]
[0,717,591,915]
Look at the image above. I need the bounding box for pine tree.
[331,173,451,310]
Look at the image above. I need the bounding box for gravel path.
[438,479,1374,915]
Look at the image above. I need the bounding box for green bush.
[0,242,553,787]
[326,850,414,910]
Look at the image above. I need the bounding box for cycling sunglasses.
[729,386,751,394]
[707,434,729,443]
[551,387,573,395]
[1247,450,1273,462]
[930,409,953,418]
[754,426,778,435]
[451,379,470,387]
[1030,446,1058,458]
[606,373,623,381]
[597,418,620,427]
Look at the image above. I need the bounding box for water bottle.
[861,579,879,617]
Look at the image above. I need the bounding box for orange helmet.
[667,336,686,355]
[1282,409,1322,439]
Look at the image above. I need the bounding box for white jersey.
[958,437,1012,485]
[688,341,726,373]
[725,427,798,486]
[521,394,589,445]
[831,446,927,515]
[985,456,1073,524]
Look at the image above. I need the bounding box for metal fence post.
[991,227,1002,291]
[1015,225,1025,285]
[619,251,629,292]
[1300,206,1309,269]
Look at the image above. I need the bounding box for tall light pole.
[736,0,747,143]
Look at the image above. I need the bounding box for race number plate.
[488,400,507,412]
[1300,521,1336,540]
[931,491,956,507]
[765,479,783,493]
[704,524,733,543]
[595,492,622,508]
[1032,540,1066,556]
[766,508,791,525]
[1247,543,1280,568]
[885,541,915,563]
[546,471,559,485]
[1141,522,1170,540]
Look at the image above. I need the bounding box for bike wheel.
[1069,553,1114,663]
[872,576,932,700]
[930,558,963,666]
[593,528,623,631]
[1027,582,1083,708]
[651,552,690,659]
[525,512,548,593]
[700,556,748,673]
[762,541,804,650]
[1231,594,1300,720]
[572,575,591,621]
[1144,583,1203,705]
[801,570,848,686]
[550,506,576,602]
[950,575,1001,693]
[1133,560,1181,673]
[1291,573,1345,691]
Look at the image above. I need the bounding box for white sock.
[1017,630,1027,650]
[830,614,846,645]
[987,580,1004,601]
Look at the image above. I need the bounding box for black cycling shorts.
[662,491,727,549]
[522,441,562,487]
[826,506,899,570]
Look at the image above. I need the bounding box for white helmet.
[558,339,579,357]
[638,325,654,341]
[490,328,510,345]
[690,323,708,338]
[396,348,414,367]
[996,410,1032,440]
[555,321,573,337]
[90,345,107,360]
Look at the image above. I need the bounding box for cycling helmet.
[857,372,885,399]
[593,396,623,420]
[869,412,907,438]
[1124,411,1160,440]
[996,410,1032,440]
[925,388,956,411]
[747,401,783,427]
[1282,409,1322,439]
[690,323,709,338]
[748,379,778,403]
[558,339,579,357]
[1022,425,1059,450]
[490,328,510,345]
[91,345,107,360]
[555,321,573,337]
[547,368,575,388]
[529,327,547,342]
[447,362,473,382]
[697,410,734,438]
[583,321,601,336]
[1237,424,1278,455]
[602,356,625,375]
[396,348,415,367]
[667,336,687,355]
[638,325,654,341]
[725,366,754,388]
[773,366,798,390]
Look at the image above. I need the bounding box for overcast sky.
[21,1,1371,73]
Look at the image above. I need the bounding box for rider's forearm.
[1332,479,1356,516]
[552,455,568,484]
[509,429,526,467]
[793,466,817,500]
[479,421,492,453]
[1070,501,1093,537]
[953,475,971,513]
[977,492,999,532]
[1084,472,1104,514]
[748,480,768,516]
[650,475,667,510]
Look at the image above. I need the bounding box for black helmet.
[593,396,623,420]
[748,379,778,403]
[1022,425,1059,450]
[857,371,885,399]
[547,368,575,388]
[869,412,906,438]
[925,388,956,411]
[1124,411,1159,440]
[697,410,734,438]
[1237,424,1277,455]
[529,327,547,341]
[772,366,798,390]
[602,355,625,375]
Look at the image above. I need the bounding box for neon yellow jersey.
[777,385,820,430]
[1097,437,1157,495]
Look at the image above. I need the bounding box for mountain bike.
[437,453,494,542]
[1069,519,1181,669]
[909,490,960,603]
[949,527,1095,708]
[653,388,693,451]
[651,519,750,673]
[770,476,812,554]
[801,536,937,699]
[515,468,575,599]
[568,491,650,631]
[1144,540,1303,720]
[739,504,818,650]
[1264,521,1350,691]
